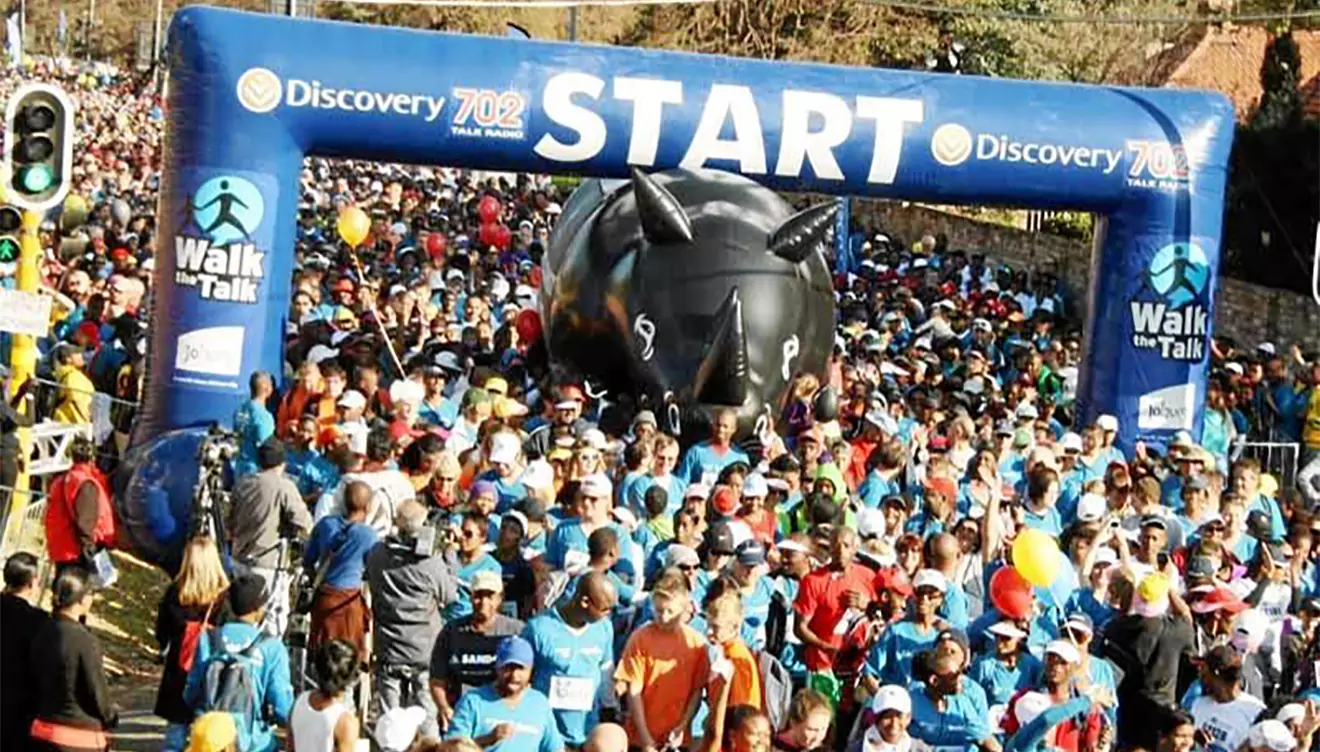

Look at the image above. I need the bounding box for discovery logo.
[236,68,446,122]
[930,122,1123,174]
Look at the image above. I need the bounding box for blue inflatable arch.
[123,7,1233,564]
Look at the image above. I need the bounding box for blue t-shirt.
[302,517,378,590]
[545,520,636,582]
[478,470,528,514]
[419,397,459,429]
[448,553,505,620]
[970,653,1042,706]
[233,398,275,477]
[522,609,615,746]
[1022,506,1063,536]
[909,679,991,747]
[447,684,564,752]
[677,441,749,485]
[938,581,971,629]
[739,576,777,652]
[858,471,901,509]
[865,620,941,686]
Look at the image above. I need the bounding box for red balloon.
[479,222,500,248]
[515,309,543,345]
[988,566,1034,620]
[478,195,502,224]
[493,224,513,251]
[425,232,448,259]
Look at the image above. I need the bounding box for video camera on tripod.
[191,424,238,540]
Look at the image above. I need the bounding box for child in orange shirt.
[704,591,763,713]
[616,571,709,752]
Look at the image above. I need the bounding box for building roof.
[1151,25,1320,122]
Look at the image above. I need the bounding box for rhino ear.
[768,202,838,263]
[631,167,693,244]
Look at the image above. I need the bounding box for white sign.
[0,288,53,337]
[1138,383,1196,431]
[175,326,245,376]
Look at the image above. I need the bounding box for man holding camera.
[366,498,460,738]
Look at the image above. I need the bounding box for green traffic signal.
[0,237,19,264]
[17,164,54,194]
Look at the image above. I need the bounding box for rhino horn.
[692,287,749,406]
[768,202,838,263]
[631,167,694,244]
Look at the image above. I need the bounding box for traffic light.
[4,83,74,212]
[0,206,19,264]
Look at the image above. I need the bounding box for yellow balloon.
[1261,473,1279,499]
[1011,528,1060,587]
[64,194,87,214]
[337,206,370,248]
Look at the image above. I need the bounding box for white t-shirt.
[1188,693,1266,752]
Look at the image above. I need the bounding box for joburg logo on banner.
[1128,242,1211,362]
[173,175,267,303]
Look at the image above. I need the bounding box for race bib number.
[549,675,596,711]
[564,550,590,575]
[701,471,718,487]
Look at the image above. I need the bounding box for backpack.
[198,630,267,747]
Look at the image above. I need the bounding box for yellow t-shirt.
[53,364,94,425]
[1304,388,1320,450]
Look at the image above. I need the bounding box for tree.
[1251,31,1303,129]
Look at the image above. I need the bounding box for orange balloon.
[337,206,370,248]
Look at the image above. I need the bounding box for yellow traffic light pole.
[2,199,42,549]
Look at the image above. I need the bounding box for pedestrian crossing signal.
[4,84,74,212]
[0,206,19,264]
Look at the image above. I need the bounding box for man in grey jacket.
[366,498,460,737]
[228,439,313,636]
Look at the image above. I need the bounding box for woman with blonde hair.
[154,536,232,752]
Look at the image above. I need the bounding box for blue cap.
[496,636,534,668]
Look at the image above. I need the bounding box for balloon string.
[347,245,408,378]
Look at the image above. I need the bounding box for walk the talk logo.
[237,68,282,114]
[174,175,267,304]
[931,123,974,166]
[1129,241,1210,362]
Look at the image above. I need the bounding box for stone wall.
[848,200,1320,351]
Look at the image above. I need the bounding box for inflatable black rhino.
[542,168,837,440]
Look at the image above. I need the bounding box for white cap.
[1277,703,1306,726]
[389,378,424,406]
[1248,719,1297,752]
[445,268,465,281]
[912,569,947,593]
[1015,692,1052,726]
[337,390,367,410]
[1015,402,1038,420]
[580,473,613,499]
[684,483,711,500]
[611,506,639,531]
[857,508,887,539]
[1059,432,1083,453]
[1197,511,1225,529]
[374,706,427,752]
[743,474,768,498]
[987,621,1028,640]
[306,344,340,366]
[1225,362,1244,376]
[1258,342,1277,356]
[488,432,521,466]
[1233,608,1271,653]
[665,544,700,568]
[1097,414,1119,432]
[777,540,813,556]
[1093,547,1119,567]
[519,459,555,492]
[1045,639,1081,664]
[1076,493,1108,523]
[581,428,608,451]
[871,685,911,715]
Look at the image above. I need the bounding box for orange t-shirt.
[615,622,710,745]
[715,637,763,711]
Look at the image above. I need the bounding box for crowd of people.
[3,56,1320,752]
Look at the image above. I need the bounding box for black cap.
[1247,510,1274,541]
[517,496,547,523]
[229,574,268,617]
[258,438,286,470]
[936,627,970,656]
[704,522,737,556]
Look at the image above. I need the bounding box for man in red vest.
[45,437,117,578]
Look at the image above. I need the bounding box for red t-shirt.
[793,563,877,671]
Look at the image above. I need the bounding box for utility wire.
[324,0,719,7]
[855,0,1320,25]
